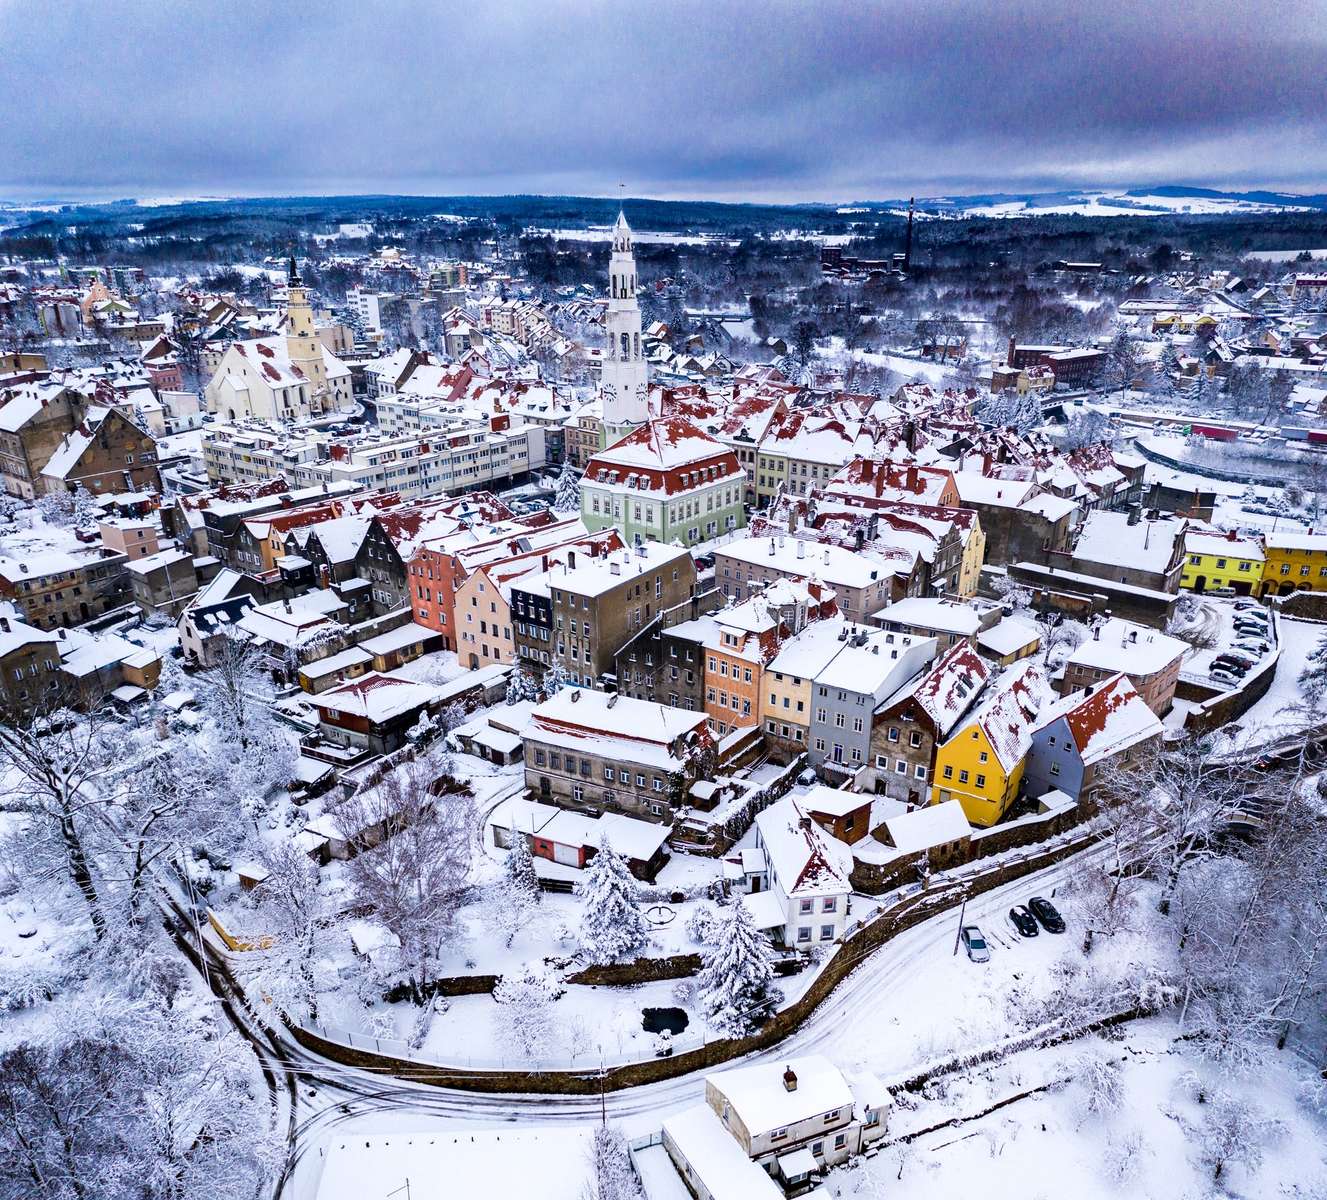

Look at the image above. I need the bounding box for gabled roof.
[755,796,853,897]
[1036,672,1164,766]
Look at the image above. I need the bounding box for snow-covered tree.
[239,841,339,1021]
[543,657,571,697]
[1063,408,1115,450]
[1299,632,1327,702]
[696,898,774,1037]
[576,838,650,965]
[332,754,474,1002]
[1186,1088,1286,1183]
[0,491,25,526]
[584,1125,645,1200]
[505,824,542,906]
[505,665,541,706]
[70,483,99,528]
[552,460,582,514]
[492,962,559,1060]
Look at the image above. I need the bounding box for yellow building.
[1261,530,1327,597]
[954,512,986,598]
[760,622,849,762]
[1179,530,1265,596]
[931,669,1040,827]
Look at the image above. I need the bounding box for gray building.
[808,626,937,779]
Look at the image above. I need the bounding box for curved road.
[271,843,1103,1199]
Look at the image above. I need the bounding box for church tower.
[599,212,651,447]
[285,258,328,415]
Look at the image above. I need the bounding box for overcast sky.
[3,0,1326,204]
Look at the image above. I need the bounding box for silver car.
[961,925,991,963]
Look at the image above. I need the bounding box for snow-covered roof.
[879,800,973,854]
[1035,673,1164,766]
[314,671,441,723]
[719,535,893,590]
[0,617,58,658]
[316,1129,594,1200]
[1073,510,1184,573]
[877,596,983,636]
[1068,619,1187,677]
[950,661,1045,772]
[888,639,991,735]
[976,616,1041,658]
[1264,530,1327,552]
[661,1105,784,1200]
[1184,529,1264,561]
[494,797,671,863]
[755,797,853,898]
[527,688,709,768]
[707,1054,855,1136]
[357,621,433,657]
[793,783,871,818]
[545,542,692,599]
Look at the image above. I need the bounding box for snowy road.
[275,843,1104,1199]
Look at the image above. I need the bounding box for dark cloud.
[2,0,1325,201]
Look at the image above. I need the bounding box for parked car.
[1214,653,1255,671]
[1008,905,1039,937]
[960,925,991,962]
[1233,597,1262,610]
[1210,668,1241,687]
[1027,896,1065,933]
[1234,639,1270,656]
[694,552,715,570]
[1234,615,1269,631]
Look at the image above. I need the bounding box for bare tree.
[331,754,475,1002]
[0,705,122,939]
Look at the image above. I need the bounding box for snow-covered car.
[1027,896,1065,933]
[1233,639,1270,656]
[1234,615,1269,632]
[1210,668,1242,687]
[1008,905,1039,937]
[960,926,990,962]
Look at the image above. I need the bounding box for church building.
[204,260,353,423]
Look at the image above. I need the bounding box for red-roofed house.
[1024,673,1164,803]
[580,415,746,547]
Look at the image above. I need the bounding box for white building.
[748,795,854,947]
[600,212,654,447]
[204,261,353,421]
[346,287,385,335]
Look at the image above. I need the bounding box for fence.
[286,824,1098,1092]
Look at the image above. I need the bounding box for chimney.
[768,538,776,557]
[906,465,918,492]
[0,617,8,632]
[1129,630,1138,643]
[284,600,292,613]
[1093,624,1100,640]
[607,693,618,708]
[861,460,874,482]
[569,688,580,702]
[783,1066,799,1092]
[796,541,805,560]
[1007,336,1017,365]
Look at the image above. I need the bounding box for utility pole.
[952,889,968,956]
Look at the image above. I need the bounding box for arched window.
[621,332,630,359]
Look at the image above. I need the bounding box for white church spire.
[600,208,650,447]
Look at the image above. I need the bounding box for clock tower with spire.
[599,211,651,447]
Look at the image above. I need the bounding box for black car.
[1009,905,1039,937]
[1027,895,1065,933]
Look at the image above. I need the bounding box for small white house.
[751,797,853,948]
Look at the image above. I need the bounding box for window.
[796,927,811,944]
[822,897,836,913]
[799,898,813,914]
[820,924,834,940]
[1049,762,1061,776]
[604,767,615,781]
[914,765,927,779]
[975,773,986,788]
[959,770,969,783]
[895,759,907,774]
[978,751,988,763]
[909,731,921,747]
[833,1133,847,1151]
[942,765,953,780]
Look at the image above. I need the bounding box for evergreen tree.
[543,658,571,697]
[504,826,542,907]
[696,898,774,1037]
[575,838,650,965]
[552,460,582,514]
[505,666,540,706]
[71,483,99,528]
[1299,632,1327,702]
